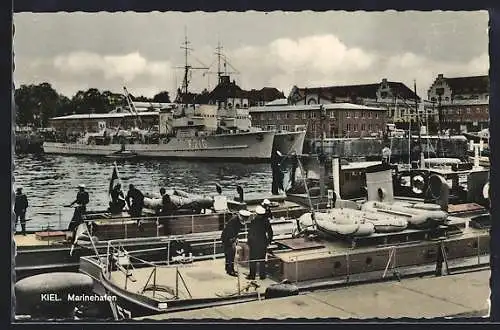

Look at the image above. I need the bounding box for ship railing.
[104,237,283,301]
[75,206,302,239]
[103,230,489,302]
[286,236,490,285]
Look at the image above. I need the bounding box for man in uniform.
[126,184,145,223]
[109,183,125,214]
[221,209,251,276]
[247,205,273,280]
[68,184,90,233]
[14,188,28,235]
[261,199,273,219]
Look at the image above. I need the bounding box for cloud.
[222,35,488,99]
[53,51,173,82]
[16,33,489,101]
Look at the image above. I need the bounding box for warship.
[42,37,306,161]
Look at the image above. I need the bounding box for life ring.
[411,175,426,195]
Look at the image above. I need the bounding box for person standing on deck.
[126,184,145,224]
[14,188,28,235]
[221,209,251,277]
[109,183,125,214]
[261,199,273,219]
[247,205,273,280]
[67,184,89,233]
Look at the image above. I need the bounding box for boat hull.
[43,131,277,160]
[273,130,307,155]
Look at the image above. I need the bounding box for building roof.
[444,75,489,95]
[248,103,386,113]
[247,87,285,102]
[50,111,159,120]
[292,81,420,102]
[174,75,285,105]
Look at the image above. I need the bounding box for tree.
[152,91,170,103]
[14,82,60,126]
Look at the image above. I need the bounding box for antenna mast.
[176,29,209,105]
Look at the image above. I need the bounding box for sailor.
[109,183,125,214]
[381,146,391,165]
[67,184,90,233]
[160,192,175,216]
[247,205,273,280]
[14,188,28,235]
[126,184,145,222]
[221,209,251,277]
[261,199,273,219]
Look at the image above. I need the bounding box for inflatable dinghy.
[297,211,376,236]
[327,208,408,233]
[361,201,448,228]
[316,219,375,236]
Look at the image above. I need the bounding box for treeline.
[14,82,171,126]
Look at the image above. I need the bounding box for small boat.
[361,200,448,228]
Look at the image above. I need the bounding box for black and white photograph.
[12,9,492,321]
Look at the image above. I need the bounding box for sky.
[13,11,489,100]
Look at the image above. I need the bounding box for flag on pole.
[109,162,120,198]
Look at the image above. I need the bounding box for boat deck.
[136,269,491,320]
[108,258,278,301]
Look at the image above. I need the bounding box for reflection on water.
[13,154,272,230]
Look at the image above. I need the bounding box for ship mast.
[177,29,208,106]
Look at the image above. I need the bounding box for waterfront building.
[287,78,420,126]
[427,74,489,132]
[249,102,387,139]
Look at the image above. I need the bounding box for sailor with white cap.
[67,183,90,235]
[247,205,273,280]
[221,209,251,276]
[261,198,273,219]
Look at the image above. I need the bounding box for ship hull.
[273,130,307,155]
[43,131,276,160]
[42,143,122,156]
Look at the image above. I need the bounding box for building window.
[281,125,290,131]
[360,112,364,118]
[302,112,307,119]
[346,112,351,118]
[346,124,352,131]
[354,112,358,118]
[329,111,335,119]
[354,124,358,131]
[308,98,317,104]
[276,113,280,120]
[311,112,316,118]
[361,124,366,131]
[368,112,372,118]
[285,113,289,119]
[375,113,379,119]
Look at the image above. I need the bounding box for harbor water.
[13,154,273,231]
